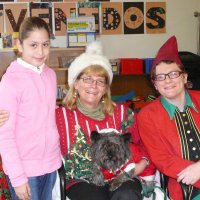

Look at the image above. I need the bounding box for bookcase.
[46,48,85,102]
[0,48,156,103]
[0,50,17,78]
[111,74,155,98]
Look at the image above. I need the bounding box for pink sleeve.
[0,77,27,187]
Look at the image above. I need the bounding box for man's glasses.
[153,71,184,81]
[80,77,107,87]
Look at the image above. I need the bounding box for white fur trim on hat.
[98,128,121,134]
[68,41,113,86]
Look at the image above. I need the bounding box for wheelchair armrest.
[58,163,66,200]
[160,172,188,200]
[180,182,189,200]
[160,172,169,196]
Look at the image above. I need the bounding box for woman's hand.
[177,161,200,185]
[14,182,31,200]
[0,110,9,127]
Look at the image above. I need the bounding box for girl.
[0,17,61,200]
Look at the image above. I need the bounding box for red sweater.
[56,104,155,179]
[137,90,200,200]
[56,104,141,156]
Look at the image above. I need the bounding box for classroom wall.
[98,0,200,59]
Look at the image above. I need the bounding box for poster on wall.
[67,16,96,47]
[101,2,122,35]
[67,16,95,33]
[78,2,100,33]
[4,3,28,32]
[123,2,144,34]
[2,32,18,49]
[54,2,76,36]
[68,32,96,47]
[30,2,53,34]
[0,4,3,33]
[146,2,166,34]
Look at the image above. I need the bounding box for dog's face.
[90,131,131,172]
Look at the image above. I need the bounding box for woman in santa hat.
[137,35,200,200]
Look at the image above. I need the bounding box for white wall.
[100,0,200,59]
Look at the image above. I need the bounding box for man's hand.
[14,182,31,200]
[177,162,200,185]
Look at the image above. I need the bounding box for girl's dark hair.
[19,17,51,43]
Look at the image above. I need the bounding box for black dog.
[90,129,135,191]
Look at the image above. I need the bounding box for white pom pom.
[86,40,103,55]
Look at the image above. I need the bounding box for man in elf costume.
[138,36,200,200]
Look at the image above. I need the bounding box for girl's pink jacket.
[0,61,61,187]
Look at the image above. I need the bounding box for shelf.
[114,73,149,76]
[47,48,85,68]
[50,47,85,51]
[57,84,68,87]
[53,67,68,71]
[111,74,156,98]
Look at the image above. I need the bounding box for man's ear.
[16,39,23,53]
[183,72,188,84]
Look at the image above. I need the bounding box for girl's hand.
[14,182,31,200]
[177,161,200,185]
[0,110,9,127]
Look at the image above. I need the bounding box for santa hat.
[152,35,183,68]
[68,41,113,86]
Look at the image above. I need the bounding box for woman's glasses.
[153,71,184,81]
[80,77,107,87]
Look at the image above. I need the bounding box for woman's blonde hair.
[63,65,116,115]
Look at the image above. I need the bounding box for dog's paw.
[93,180,105,186]
[92,176,105,186]
[109,179,123,191]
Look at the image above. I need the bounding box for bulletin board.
[66,16,96,47]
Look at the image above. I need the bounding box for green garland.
[121,108,134,131]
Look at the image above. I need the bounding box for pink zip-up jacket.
[0,61,61,187]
